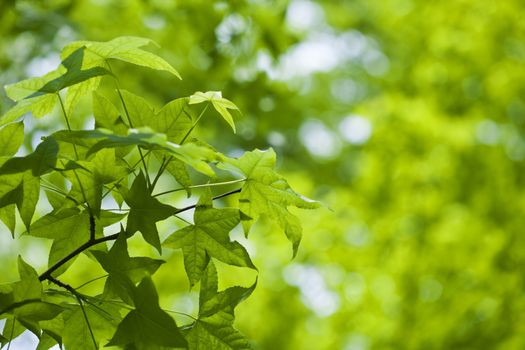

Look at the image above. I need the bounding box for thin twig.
[153,178,245,198]
[173,188,241,215]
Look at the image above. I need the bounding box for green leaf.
[121,89,193,142]
[1,317,26,346]
[28,209,101,276]
[0,136,58,177]
[62,303,119,350]
[222,149,320,257]
[185,321,252,350]
[64,76,103,117]
[36,332,57,350]
[92,233,164,304]
[0,122,24,157]
[154,151,192,195]
[77,148,129,184]
[23,47,110,100]
[1,47,110,126]
[0,94,57,127]
[124,172,177,253]
[52,128,219,176]
[184,261,255,350]
[0,204,16,236]
[92,91,128,136]
[189,91,240,132]
[12,301,63,322]
[62,36,181,78]
[0,135,59,229]
[13,256,42,301]
[163,190,255,287]
[107,277,187,349]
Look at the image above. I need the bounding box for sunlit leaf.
[222,148,320,256]
[189,91,239,132]
[163,190,255,287]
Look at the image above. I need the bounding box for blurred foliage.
[1,0,525,349]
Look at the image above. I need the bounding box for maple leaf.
[163,190,255,287]
[222,148,320,256]
[124,172,177,252]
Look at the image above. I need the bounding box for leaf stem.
[56,101,93,216]
[153,178,246,197]
[77,295,98,350]
[75,274,109,290]
[107,60,152,188]
[150,155,169,192]
[173,188,241,215]
[180,103,209,144]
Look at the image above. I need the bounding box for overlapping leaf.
[107,277,187,349]
[28,208,120,276]
[61,36,181,78]
[183,261,255,349]
[222,148,320,256]
[124,172,177,252]
[0,257,63,342]
[163,190,255,287]
[121,89,193,142]
[0,47,111,126]
[0,137,58,230]
[92,232,164,304]
[51,128,220,176]
[0,122,24,157]
[61,302,120,350]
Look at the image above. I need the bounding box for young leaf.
[222,149,320,257]
[106,277,187,349]
[124,172,177,252]
[189,91,240,133]
[120,89,193,142]
[163,190,255,287]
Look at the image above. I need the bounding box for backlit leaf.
[125,172,177,252]
[163,190,255,287]
[106,277,187,349]
[222,148,320,257]
[189,91,239,133]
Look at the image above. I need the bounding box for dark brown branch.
[39,233,120,282]
[46,275,79,296]
[89,214,96,240]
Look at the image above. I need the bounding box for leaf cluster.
[0,36,318,349]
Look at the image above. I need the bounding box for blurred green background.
[1,0,525,349]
